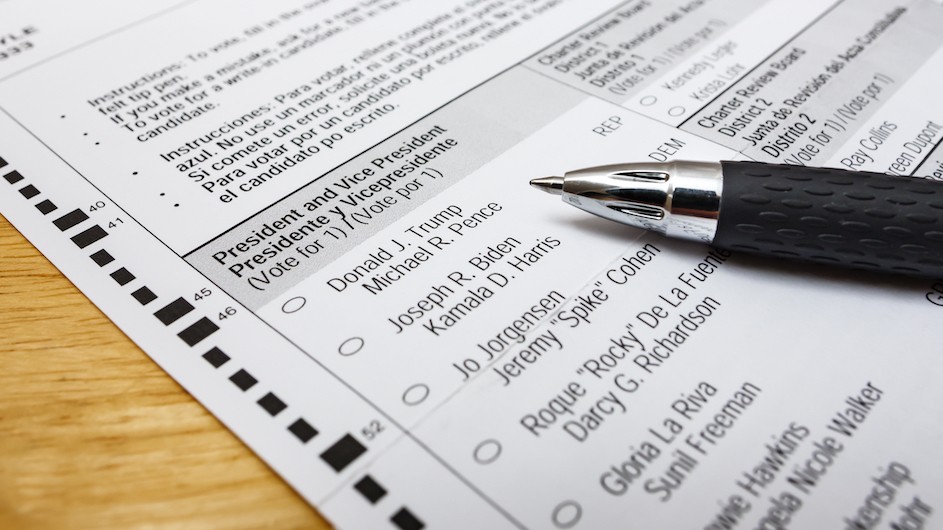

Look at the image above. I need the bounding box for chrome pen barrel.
[559,161,723,243]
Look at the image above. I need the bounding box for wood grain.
[0,215,331,529]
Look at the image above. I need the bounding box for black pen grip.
[713,161,943,277]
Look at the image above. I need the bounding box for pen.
[530,160,943,277]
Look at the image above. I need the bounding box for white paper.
[2,0,943,528]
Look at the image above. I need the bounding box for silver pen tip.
[529,175,564,195]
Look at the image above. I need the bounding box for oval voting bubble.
[338,337,364,356]
[473,439,502,464]
[552,500,582,529]
[402,383,430,406]
[281,296,306,314]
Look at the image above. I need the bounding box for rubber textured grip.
[713,161,943,277]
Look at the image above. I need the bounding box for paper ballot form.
[2,0,943,527]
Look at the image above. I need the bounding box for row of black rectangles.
[1,155,423,529]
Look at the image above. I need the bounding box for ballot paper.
[2,0,943,527]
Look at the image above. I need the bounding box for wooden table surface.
[0,214,331,529]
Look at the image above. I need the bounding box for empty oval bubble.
[281,296,306,313]
[473,439,502,464]
[552,501,582,529]
[338,337,365,356]
[402,383,430,405]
